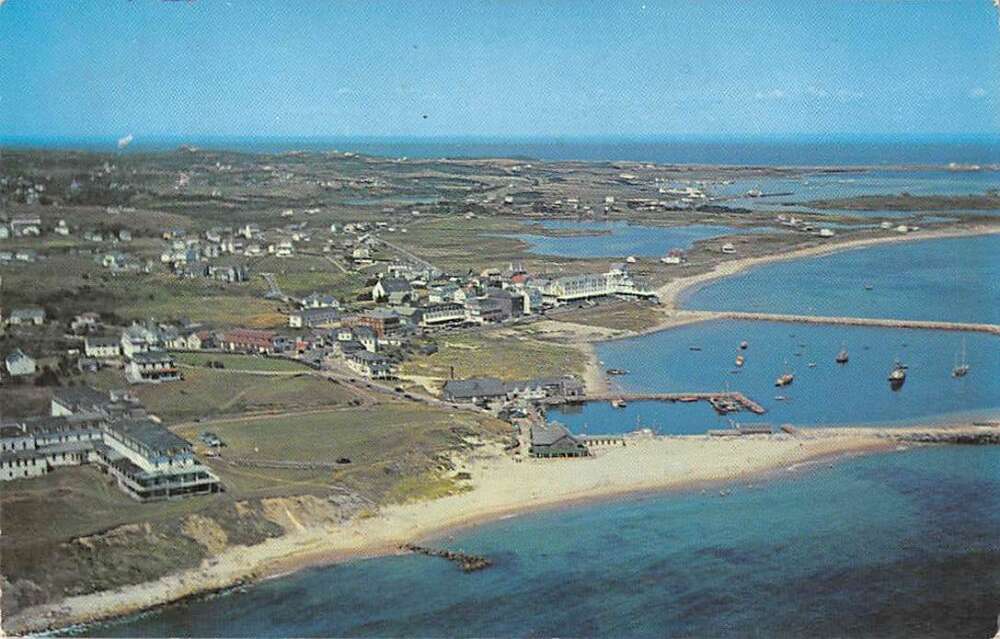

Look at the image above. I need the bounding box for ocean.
[5,134,1000,166]
[76,446,1000,638]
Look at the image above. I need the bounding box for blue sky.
[1,0,998,139]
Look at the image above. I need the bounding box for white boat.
[952,338,970,378]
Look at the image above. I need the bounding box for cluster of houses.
[309,261,654,335]
[442,375,585,405]
[1,386,221,501]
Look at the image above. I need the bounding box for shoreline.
[9,423,999,636]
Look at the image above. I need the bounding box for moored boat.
[836,344,849,364]
[952,338,970,378]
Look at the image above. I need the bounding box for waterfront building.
[529,422,589,458]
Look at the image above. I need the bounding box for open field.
[129,368,356,422]
[400,328,589,384]
[172,351,312,372]
[545,298,666,333]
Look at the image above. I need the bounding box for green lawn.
[400,329,588,384]
[128,368,356,422]
[173,351,311,372]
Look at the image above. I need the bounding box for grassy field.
[127,368,356,422]
[400,328,588,384]
[545,299,665,333]
[173,351,312,372]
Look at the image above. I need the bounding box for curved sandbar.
[9,423,999,636]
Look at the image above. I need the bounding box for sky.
[1,0,998,140]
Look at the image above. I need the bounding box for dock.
[546,391,767,415]
[400,544,493,572]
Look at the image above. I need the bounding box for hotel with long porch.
[1,387,221,501]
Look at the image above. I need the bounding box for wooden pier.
[400,544,493,572]
[545,391,767,415]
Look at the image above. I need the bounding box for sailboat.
[952,338,970,378]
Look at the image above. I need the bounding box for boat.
[775,360,794,387]
[689,346,702,352]
[774,395,789,401]
[734,355,745,367]
[739,340,749,350]
[611,398,627,409]
[836,344,849,364]
[888,360,907,389]
[807,362,817,368]
[864,283,874,291]
[677,396,699,403]
[952,338,970,378]
[746,188,763,197]
[605,368,629,376]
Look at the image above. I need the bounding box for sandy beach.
[9,422,999,636]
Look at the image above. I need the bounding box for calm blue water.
[77,446,1000,638]
[6,134,1000,166]
[506,220,776,258]
[682,235,1000,324]
[552,321,999,432]
[700,169,1000,217]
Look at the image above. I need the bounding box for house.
[505,376,585,401]
[345,351,394,379]
[121,324,158,359]
[5,349,36,377]
[427,283,461,304]
[10,216,42,237]
[352,325,378,352]
[70,312,102,333]
[8,307,46,326]
[372,278,412,305]
[84,336,121,359]
[125,351,180,384]
[300,292,340,309]
[529,422,589,458]
[288,307,341,329]
[442,377,507,403]
[221,328,276,353]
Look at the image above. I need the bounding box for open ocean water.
[5,134,1000,166]
[77,446,1000,638]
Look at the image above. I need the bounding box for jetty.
[711,311,1000,335]
[400,544,493,572]
[545,391,766,415]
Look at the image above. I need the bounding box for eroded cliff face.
[0,494,368,619]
